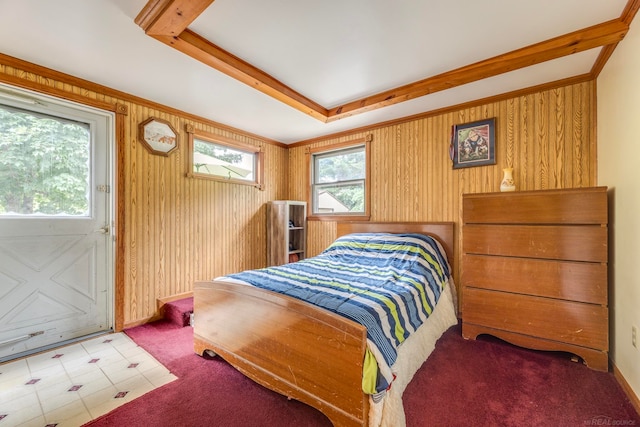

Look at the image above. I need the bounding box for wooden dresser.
[461,187,609,371]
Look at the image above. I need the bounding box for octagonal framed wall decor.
[138,117,178,156]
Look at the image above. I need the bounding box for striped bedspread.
[221,232,451,395]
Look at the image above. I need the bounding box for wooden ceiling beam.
[153,29,329,122]
[135,0,630,123]
[135,0,328,121]
[591,0,640,77]
[135,0,216,36]
[326,19,628,121]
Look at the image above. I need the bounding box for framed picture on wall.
[138,117,178,156]
[450,118,496,169]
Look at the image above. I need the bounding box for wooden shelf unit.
[267,200,307,266]
[461,187,609,371]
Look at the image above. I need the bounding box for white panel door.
[0,86,113,361]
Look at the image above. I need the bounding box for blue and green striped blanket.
[222,232,451,395]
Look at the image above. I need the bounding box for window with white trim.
[308,137,370,219]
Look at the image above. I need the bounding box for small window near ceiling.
[308,136,371,220]
[187,127,264,190]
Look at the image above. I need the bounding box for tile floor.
[0,333,177,427]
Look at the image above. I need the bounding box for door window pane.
[0,104,90,216]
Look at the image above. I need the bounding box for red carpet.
[404,327,640,426]
[84,321,639,426]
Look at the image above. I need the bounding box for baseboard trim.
[157,291,194,319]
[612,361,640,416]
[123,314,163,329]
[157,291,194,305]
[122,292,194,329]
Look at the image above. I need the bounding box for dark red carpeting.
[83,321,639,427]
[404,328,640,426]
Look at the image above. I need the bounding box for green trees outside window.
[0,105,90,216]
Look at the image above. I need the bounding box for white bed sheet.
[369,279,458,427]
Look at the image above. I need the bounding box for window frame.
[307,135,371,221]
[0,91,104,218]
[186,126,264,190]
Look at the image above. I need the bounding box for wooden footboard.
[193,221,455,427]
[194,280,369,427]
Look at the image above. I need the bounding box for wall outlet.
[633,325,637,349]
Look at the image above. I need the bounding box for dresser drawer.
[462,254,607,304]
[463,288,608,351]
[463,224,608,262]
[462,187,607,225]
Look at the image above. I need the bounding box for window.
[187,127,264,189]
[308,136,371,220]
[0,93,94,217]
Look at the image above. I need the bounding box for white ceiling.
[0,0,630,143]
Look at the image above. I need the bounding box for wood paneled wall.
[288,81,597,300]
[0,54,596,323]
[0,59,288,326]
[122,109,288,324]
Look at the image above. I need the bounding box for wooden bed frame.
[193,222,455,427]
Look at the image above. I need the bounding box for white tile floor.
[0,333,177,427]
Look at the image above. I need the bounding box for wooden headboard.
[336,221,455,269]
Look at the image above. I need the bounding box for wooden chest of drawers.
[461,187,609,371]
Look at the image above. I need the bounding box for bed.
[193,222,458,427]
